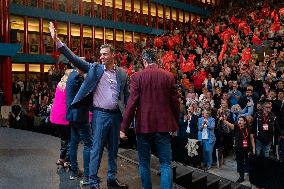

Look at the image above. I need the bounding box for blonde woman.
[50,68,72,168]
[198,110,216,170]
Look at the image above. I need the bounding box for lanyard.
[241,127,248,140]
[263,114,269,124]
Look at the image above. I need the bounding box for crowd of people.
[156,1,283,184]
[114,0,284,185]
[108,0,284,174]
[4,0,284,188]
[8,65,69,131]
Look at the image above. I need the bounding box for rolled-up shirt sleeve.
[56,41,64,49]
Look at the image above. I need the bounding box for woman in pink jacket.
[50,69,71,168]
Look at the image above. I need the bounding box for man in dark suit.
[49,22,129,189]
[180,105,199,139]
[65,65,92,186]
[120,49,179,189]
[174,105,199,165]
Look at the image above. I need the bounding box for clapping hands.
[120,131,128,140]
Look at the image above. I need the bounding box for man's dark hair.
[142,48,157,64]
[100,44,114,53]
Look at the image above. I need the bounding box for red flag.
[167,38,175,50]
[161,51,176,65]
[243,26,250,36]
[127,64,133,76]
[173,35,181,45]
[271,10,279,23]
[181,54,195,73]
[154,37,163,48]
[241,47,252,64]
[221,30,232,43]
[249,12,256,20]
[233,35,239,46]
[252,33,262,45]
[215,24,220,34]
[218,44,227,61]
[280,8,284,16]
[230,16,236,25]
[187,31,194,38]
[230,46,239,57]
[255,19,264,25]
[238,21,247,31]
[189,39,196,49]
[199,70,207,81]
[198,34,203,44]
[271,10,276,19]
[270,22,281,32]
[203,37,208,49]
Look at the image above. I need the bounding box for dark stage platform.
[0,127,161,189]
[0,127,248,189]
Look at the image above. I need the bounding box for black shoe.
[236,177,244,183]
[107,179,128,189]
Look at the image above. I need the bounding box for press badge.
[243,139,248,148]
[263,124,269,131]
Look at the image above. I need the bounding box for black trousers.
[55,124,71,161]
[235,147,249,178]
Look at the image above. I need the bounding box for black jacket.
[252,111,280,145]
[66,70,89,123]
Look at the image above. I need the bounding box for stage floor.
[0,127,161,189]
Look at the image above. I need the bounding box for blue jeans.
[69,122,92,177]
[201,139,215,168]
[137,133,172,189]
[89,111,122,187]
[256,139,271,158]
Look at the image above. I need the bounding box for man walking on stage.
[120,49,180,189]
[49,22,129,189]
